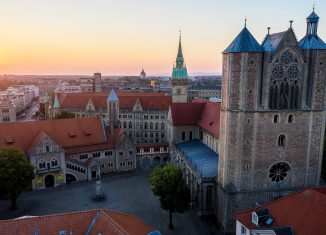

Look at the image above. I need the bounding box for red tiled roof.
[56,92,172,111]
[0,118,124,156]
[170,99,221,137]
[234,187,326,235]
[0,209,154,235]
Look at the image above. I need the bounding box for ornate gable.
[86,98,95,112]
[273,29,302,58]
[133,98,143,112]
[28,131,63,155]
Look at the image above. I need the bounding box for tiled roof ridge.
[233,187,326,216]
[0,209,100,223]
[98,209,129,234]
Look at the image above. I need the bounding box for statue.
[91,179,106,201]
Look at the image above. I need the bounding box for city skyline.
[0,0,325,75]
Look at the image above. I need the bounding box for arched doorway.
[163,156,169,166]
[142,156,151,169]
[152,156,161,167]
[66,174,77,184]
[45,174,55,188]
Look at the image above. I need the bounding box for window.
[144,122,148,129]
[100,163,104,169]
[46,145,50,152]
[108,162,113,168]
[182,132,185,141]
[128,122,132,129]
[241,225,247,235]
[155,115,159,119]
[273,114,279,123]
[123,121,127,128]
[161,133,164,139]
[150,122,153,130]
[129,150,133,155]
[80,154,88,160]
[161,123,165,130]
[2,109,9,113]
[155,123,159,130]
[288,114,294,123]
[119,152,123,156]
[269,162,291,183]
[206,186,213,209]
[144,115,148,119]
[39,162,46,169]
[105,150,112,156]
[92,152,100,158]
[2,116,10,122]
[51,158,58,167]
[189,131,193,141]
[150,133,153,138]
[278,134,286,147]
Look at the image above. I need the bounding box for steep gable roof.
[234,187,326,235]
[170,99,221,137]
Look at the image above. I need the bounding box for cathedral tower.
[217,12,326,232]
[94,72,102,92]
[171,31,188,103]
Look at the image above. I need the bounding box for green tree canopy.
[150,163,190,229]
[54,111,75,119]
[0,147,35,210]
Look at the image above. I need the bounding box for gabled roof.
[170,98,221,137]
[234,187,326,235]
[224,27,262,53]
[55,92,172,112]
[262,31,287,52]
[0,209,154,235]
[0,117,107,153]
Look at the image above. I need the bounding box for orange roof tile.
[170,99,221,137]
[0,209,154,235]
[234,187,326,235]
[55,92,172,111]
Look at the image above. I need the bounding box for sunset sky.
[0,0,325,75]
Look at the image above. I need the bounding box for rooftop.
[175,140,218,178]
[0,209,154,235]
[234,187,326,235]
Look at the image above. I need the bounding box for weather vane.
[245,16,247,27]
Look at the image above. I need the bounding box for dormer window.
[252,212,259,226]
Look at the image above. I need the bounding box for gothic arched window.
[269,50,301,109]
[269,162,290,183]
[278,134,286,147]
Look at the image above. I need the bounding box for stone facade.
[0,101,16,123]
[217,13,326,232]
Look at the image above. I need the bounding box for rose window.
[269,162,290,183]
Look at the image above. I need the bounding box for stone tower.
[94,72,102,92]
[217,12,326,232]
[171,31,188,103]
[107,89,119,132]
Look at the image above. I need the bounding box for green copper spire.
[53,93,60,108]
[172,30,188,79]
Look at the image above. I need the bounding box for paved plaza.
[0,169,221,235]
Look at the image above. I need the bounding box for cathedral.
[217,8,326,232]
[168,8,326,233]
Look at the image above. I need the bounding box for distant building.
[188,85,221,101]
[0,100,16,123]
[38,78,59,96]
[0,117,135,189]
[0,209,156,235]
[171,32,188,103]
[234,187,326,235]
[80,72,103,93]
[140,68,146,79]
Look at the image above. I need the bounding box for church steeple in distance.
[172,30,188,79]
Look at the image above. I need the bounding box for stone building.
[80,72,102,93]
[0,117,135,189]
[171,32,189,103]
[0,100,16,123]
[168,98,220,216]
[217,9,326,232]
[38,78,59,96]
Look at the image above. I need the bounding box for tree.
[54,111,75,119]
[0,147,35,210]
[150,164,190,229]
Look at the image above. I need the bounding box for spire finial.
[267,27,271,35]
[244,16,247,28]
[289,20,293,28]
[313,2,316,12]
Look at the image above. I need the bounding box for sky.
[0,0,325,75]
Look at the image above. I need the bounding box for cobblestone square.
[0,169,220,235]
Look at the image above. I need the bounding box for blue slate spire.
[53,93,60,108]
[262,27,273,52]
[172,30,188,79]
[224,21,262,53]
[299,9,326,50]
[108,89,118,102]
